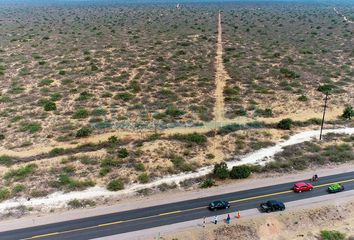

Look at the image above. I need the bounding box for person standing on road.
[226,214,231,224]
[214,215,218,224]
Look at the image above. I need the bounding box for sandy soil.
[0,106,343,158]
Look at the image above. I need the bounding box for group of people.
[202,212,237,228]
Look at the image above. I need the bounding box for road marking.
[27,232,59,239]
[98,221,123,227]
[24,177,354,239]
[159,210,182,216]
[230,190,292,203]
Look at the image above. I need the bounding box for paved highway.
[1,171,354,240]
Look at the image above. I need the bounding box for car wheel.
[309,188,313,191]
[266,209,271,213]
[281,207,285,211]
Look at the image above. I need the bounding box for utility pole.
[319,92,329,140]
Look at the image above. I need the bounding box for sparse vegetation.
[278,118,293,130]
[230,165,252,179]
[67,199,96,208]
[76,127,92,138]
[107,179,124,191]
[342,106,353,120]
[4,164,37,181]
[213,162,229,179]
[320,230,345,240]
[200,178,215,188]
[171,133,207,145]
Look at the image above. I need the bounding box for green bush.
[135,162,145,171]
[255,108,273,117]
[68,199,96,208]
[172,133,207,145]
[43,100,57,111]
[91,108,107,116]
[200,178,215,188]
[218,123,244,135]
[38,79,53,86]
[138,173,150,183]
[99,167,110,176]
[170,155,193,172]
[49,148,65,157]
[73,108,89,119]
[317,84,334,94]
[107,135,119,145]
[50,92,62,101]
[76,127,92,138]
[20,122,42,133]
[297,95,308,102]
[320,230,345,240]
[12,184,25,194]
[107,179,124,191]
[114,92,134,101]
[280,68,300,78]
[0,155,13,166]
[230,165,252,179]
[213,162,229,179]
[117,148,129,158]
[4,164,37,181]
[342,106,353,120]
[278,118,293,130]
[57,174,95,190]
[100,157,122,168]
[165,105,185,117]
[76,91,94,101]
[0,188,10,201]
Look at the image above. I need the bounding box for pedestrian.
[226,214,231,224]
[202,216,206,228]
[214,215,218,224]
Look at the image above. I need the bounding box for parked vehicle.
[208,200,230,211]
[293,182,313,192]
[327,183,344,193]
[260,200,285,213]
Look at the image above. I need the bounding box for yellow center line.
[229,190,293,203]
[98,221,123,227]
[26,232,59,239]
[159,210,182,216]
[24,177,354,239]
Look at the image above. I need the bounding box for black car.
[260,200,285,213]
[208,200,230,211]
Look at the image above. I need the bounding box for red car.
[293,182,313,193]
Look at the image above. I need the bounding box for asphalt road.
[1,171,354,240]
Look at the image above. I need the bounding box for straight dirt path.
[214,11,229,123]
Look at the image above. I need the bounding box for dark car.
[208,200,230,211]
[260,200,285,213]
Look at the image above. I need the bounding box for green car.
[327,183,344,193]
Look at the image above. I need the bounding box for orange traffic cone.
[236,211,241,219]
